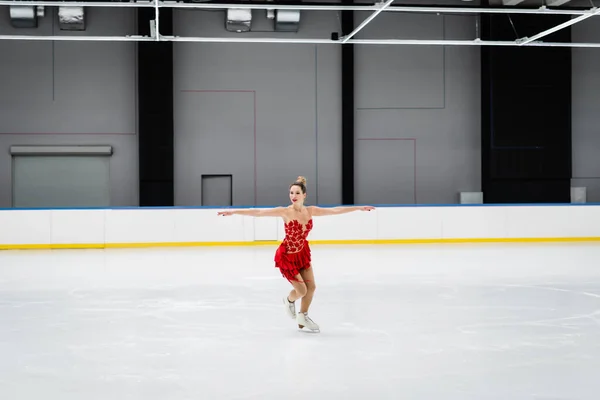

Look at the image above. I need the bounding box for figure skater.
[217,176,375,332]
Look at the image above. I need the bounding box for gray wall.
[0,7,138,208]
[572,18,600,203]
[1,7,599,207]
[173,10,341,207]
[173,10,480,206]
[354,13,480,205]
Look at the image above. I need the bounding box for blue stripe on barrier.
[1,202,599,211]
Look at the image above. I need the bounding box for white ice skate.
[283,296,296,319]
[296,312,320,333]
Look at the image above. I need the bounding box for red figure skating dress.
[274,218,313,282]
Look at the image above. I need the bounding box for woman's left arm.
[308,205,375,217]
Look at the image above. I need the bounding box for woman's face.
[289,185,306,205]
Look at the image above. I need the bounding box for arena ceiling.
[0,0,599,46]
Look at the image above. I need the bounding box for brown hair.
[290,176,307,194]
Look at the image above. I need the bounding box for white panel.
[564,206,600,237]
[507,206,600,238]
[309,209,378,241]
[254,216,279,241]
[503,206,581,238]
[377,207,443,240]
[0,210,51,245]
[277,217,285,241]
[50,209,106,245]
[173,209,249,243]
[4,205,600,249]
[243,215,255,242]
[577,206,600,236]
[441,206,507,239]
[104,209,175,244]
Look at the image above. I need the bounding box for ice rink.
[1,242,599,400]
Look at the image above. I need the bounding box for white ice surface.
[1,243,599,399]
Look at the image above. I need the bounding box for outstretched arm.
[309,205,375,217]
[218,207,286,217]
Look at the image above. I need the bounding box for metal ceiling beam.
[162,2,593,15]
[2,0,600,48]
[165,37,600,47]
[154,0,160,40]
[0,0,154,7]
[0,34,154,41]
[3,35,600,48]
[0,0,595,15]
[518,7,600,45]
[341,0,394,43]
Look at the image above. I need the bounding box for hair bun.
[296,176,307,186]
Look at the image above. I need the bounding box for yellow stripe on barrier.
[105,241,280,248]
[0,243,106,250]
[2,236,600,250]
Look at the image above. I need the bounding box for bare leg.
[287,274,307,302]
[298,266,316,313]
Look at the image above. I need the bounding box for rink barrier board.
[2,203,600,250]
[3,237,600,251]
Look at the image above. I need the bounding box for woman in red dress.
[218,176,375,332]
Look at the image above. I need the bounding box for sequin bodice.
[282,219,313,253]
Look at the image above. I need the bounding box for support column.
[341,0,354,205]
[137,8,174,206]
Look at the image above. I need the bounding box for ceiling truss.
[0,0,599,47]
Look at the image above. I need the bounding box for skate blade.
[298,325,320,333]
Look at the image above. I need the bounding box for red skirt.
[274,241,312,282]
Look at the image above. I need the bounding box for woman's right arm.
[218,207,286,217]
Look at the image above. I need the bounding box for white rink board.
[1,204,600,248]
